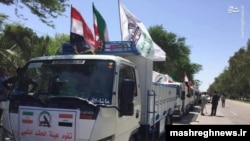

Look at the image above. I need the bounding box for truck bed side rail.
[148,83,177,126]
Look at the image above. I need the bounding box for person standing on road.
[221,94,226,108]
[210,91,220,116]
[200,94,207,115]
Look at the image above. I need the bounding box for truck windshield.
[10,59,115,105]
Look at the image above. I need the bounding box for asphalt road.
[173,99,250,125]
[1,99,249,141]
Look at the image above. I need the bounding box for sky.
[1,0,249,92]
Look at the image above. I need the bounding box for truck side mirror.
[119,79,135,116]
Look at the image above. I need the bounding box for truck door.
[115,63,140,139]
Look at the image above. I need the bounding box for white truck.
[0,41,177,141]
[190,85,200,106]
[169,82,195,120]
[186,86,197,112]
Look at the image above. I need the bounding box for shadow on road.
[172,105,201,125]
[214,115,224,118]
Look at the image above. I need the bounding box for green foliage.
[0,20,70,77]
[0,23,51,75]
[0,13,8,29]
[48,34,69,55]
[3,24,37,61]
[149,25,202,83]
[0,0,70,28]
[208,39,250,100]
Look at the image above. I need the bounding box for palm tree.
[0,23,38,74]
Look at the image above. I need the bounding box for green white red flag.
[93,3,109,44]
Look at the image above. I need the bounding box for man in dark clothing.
[210,91,220,116]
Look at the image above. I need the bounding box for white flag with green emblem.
[119,3,166,61]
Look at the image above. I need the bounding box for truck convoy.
[151,72,198,121]
[1,41,178,141]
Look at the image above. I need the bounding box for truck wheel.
[165,115,173,125]
[129,136,135,141]
[185,106,190,115]
[0,127,6,141]
[176,113,182,121]
[129,133,138,141]
[190,104,194,111]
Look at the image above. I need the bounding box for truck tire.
[129,136,135,141]
[176,113,183,121]
[129,133,138,141]
[0,127,5,141]
[190,104,194,111]
[185,106,190,115]
[165,115,173,125]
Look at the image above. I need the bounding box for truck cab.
[1,41,175,141]
[1,43,141,141]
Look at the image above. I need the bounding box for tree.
[48,33,69,55]
[33,35,51,57]
[3,23,37,61]
[0,15,22,73]
[0,23,40,74]
[0,14,8,32]
[148,25,202,82]
[208,39,250,100]
[0,19,70,75]
[0,0,70,28]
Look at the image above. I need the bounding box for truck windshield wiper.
[95,104,120,112]
[46,95,91,102]
[45,96,98,108]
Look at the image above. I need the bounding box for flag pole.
[118,0,122,40]
[92,2,96,42]
[70,4,72,43]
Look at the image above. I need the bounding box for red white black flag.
[70,6,96,53]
